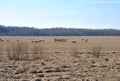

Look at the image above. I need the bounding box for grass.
[71,45,80,58]
[91,46,102,58]
[0,36,119,61]
[0,43,4,61]
[0,42,45,61]
[31,44,44,60]
[0,36,119,81]
[6,42,28,60]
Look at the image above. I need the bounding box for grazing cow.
[34,41,40,43]
[7,40,9,42]
[32,40,45,43]
[16,40,20,42]
[0,38,4,42]
[54,38,57,42]
[54,38,67,42]
[81,39,84,41]
[72,41,77,43]
[85,39,88,42]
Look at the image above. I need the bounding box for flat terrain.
[0,36,120,81]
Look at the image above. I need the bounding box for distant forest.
[0,25,120,36]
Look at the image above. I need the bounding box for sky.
[0,0,120,29]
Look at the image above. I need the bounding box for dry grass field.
[0,36,120,81]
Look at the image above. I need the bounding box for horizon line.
[0,24,120,30]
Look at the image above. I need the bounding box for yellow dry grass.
[1,36,120,51]
[0,36,119,81]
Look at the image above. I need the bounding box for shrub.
[71,46,79,58]
[6,42,45,61]
[92,46,102,58]
[6,42,29,60]
[31,44,44,60]
[0,43,4,61]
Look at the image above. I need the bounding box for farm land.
[0,36,120,81]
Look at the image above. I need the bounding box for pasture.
[0,36,120,81]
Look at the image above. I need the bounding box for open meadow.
[0,36,120,81]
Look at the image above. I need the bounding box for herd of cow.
[0,38,89,44]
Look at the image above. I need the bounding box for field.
[0,36,120,81]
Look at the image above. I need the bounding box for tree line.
[0,25,120,36]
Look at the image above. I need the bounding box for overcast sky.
[0,0,120,29]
